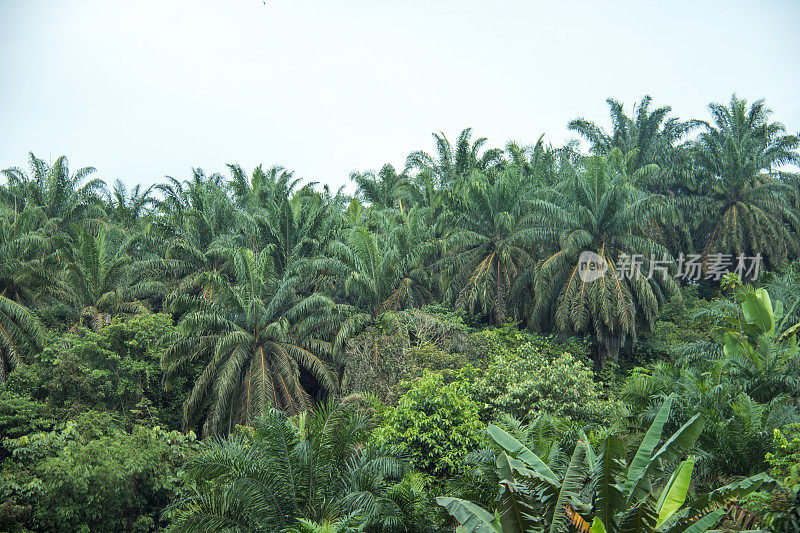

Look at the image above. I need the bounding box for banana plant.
[714,287,800,360]
[436,396,772,532]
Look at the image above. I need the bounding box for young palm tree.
[166,400,432,532]
[529,156,679,367]
[691,95,800,268]
[163,247,337,434]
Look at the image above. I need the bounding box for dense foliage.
[1,94,799,531]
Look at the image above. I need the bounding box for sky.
[1,0,799,193]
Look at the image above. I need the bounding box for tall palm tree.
[690,95,800,268]
[163,247,337,434]
[1,153,105,235]
[315,224,433,357]
[406,128,504,187]
[569,95,698,181]
[529,156,679,367]
[438,170,537,324]
[351,164,414,212]
[0,206,47,380]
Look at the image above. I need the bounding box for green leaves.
[741,288,775,337]
[655,457,695,528]
[488,423,557,479]
[435,497,501,533]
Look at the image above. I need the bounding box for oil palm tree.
[406,128,504,187]
[104,179,154,228]
[569,96,698,180]
[1,153,105,235]
[166,399,432,532]
[690,95,800,268]
[351,164,414,212]
[528,156,679,367]
[0,206,48,380]
[163,247,337,434]
[54,226,147,331]
[438,170,536,324]
[227,163,302,212]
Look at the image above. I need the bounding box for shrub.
[375,371,484,477]
[0,412,199,533]
[471,326,613,423]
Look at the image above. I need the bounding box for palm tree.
[104,179,154,228]
[163,247,337,434]
[569,96,698,180]
[528,156,679,367]
[139,173,239,309]
[54,226,147,331]
[244,193,341,279]
[406,128,504,187]
[1,153,105,235]
[351,164,414,212]
[227,163,302,212]
[691,95,800,268]
[438,170,536,324]
[315,224,433,356]
[0,206,47,380]
[166,400,433,532]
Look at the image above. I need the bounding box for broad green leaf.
[436,497,501,533]
[488,424,556,480]
[593,435,626,526]
[629,414,703,503]
[680,508,724,533]
[779,321,800,342]
[656,456,695,527]
[497,480,541,533]
[590,517,607,533]
[742,289,774,336]
[624,396,673,495]
[550,441,590,533]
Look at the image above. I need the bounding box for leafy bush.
[4,313,183,428]
[470,326,613,423]
[0,411,199,532]
[376,371,484,477]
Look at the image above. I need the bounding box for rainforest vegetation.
[1,95,800,532]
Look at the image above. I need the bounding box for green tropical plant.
[163,247,336,434]
[439,170,536,324]
[54,226,147,331]
[690,95,800,267]
[528,156,679,367]
[437,396,771,533]
[406,128,504,188]
[166,399,433,532]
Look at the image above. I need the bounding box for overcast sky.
[1,0,799,192]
